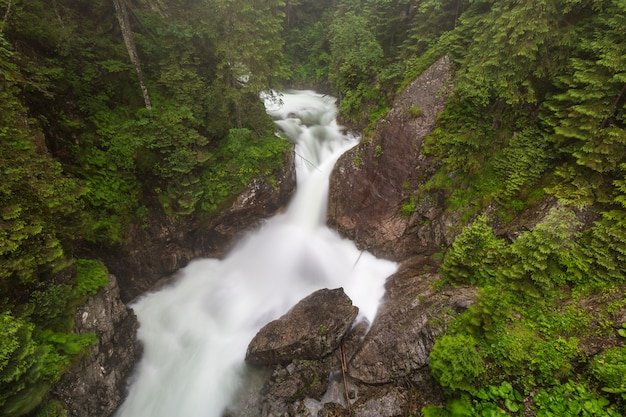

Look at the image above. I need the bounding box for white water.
[114,90,397,417]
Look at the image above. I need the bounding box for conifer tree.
[543,0,625,206]
[212,0,286,128]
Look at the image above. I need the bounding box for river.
[114,90,397,417]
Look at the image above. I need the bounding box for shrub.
[441,214,505,285]
[592,346,626,403]
[73,259,108,297]
[429,334,485,392]
[0,312,47,417]
[534,380,621,417]
[405,105,424,118]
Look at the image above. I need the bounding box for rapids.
[114,90,397,417]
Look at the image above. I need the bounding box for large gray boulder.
[245,288,358,365]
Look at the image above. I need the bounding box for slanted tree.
[0,0,11,33]
[112,0,151,109]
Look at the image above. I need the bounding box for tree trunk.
[112,0,152,109]
[1,0,12,33]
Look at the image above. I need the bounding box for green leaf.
[505,398,519,413]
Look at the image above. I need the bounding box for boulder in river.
[245,288,359,365]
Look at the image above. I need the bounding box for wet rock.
[318,402,351,417]
[328,55,455,261]
[250,357,336,417]
[349,257,477,384]
[246,288,359,365]
[351,385,407,417]
[51,275,140,417]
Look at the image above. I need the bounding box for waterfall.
[114,90,397,417]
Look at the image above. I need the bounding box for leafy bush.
[199,128,289,214]
[26,284,73,331]
[473,382,524,416]
[441,215,505,286]
[0,312,47,417]
[534,380,622,417]
[592,346,626,403]
[34,401,65,417]
[422,398,473,417]
[429,334,485,392]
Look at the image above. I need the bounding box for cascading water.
[114,90,397,417]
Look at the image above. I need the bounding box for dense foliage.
[1,0,625,415]
[0,0,288,415]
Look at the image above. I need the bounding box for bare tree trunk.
[113,0,152,109]
[52,0,63,26]
[1,0,12,33]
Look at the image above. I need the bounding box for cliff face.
[328,55,457,261]
[102,150,296,303]
[51,275,140,417]
[232,259,476,417]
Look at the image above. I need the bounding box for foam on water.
[114,90,397,417]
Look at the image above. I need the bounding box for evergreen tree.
[328,8,384,119]
[543,0,626,207]
[212,0,286,127]
[441,214,505,285]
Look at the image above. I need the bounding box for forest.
[0,0,625,416]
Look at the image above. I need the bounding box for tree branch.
[599,83,626,130]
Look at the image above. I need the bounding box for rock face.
[246,288,359,365]
[349,257,477,384]
[51,275,140,417]
[102,150,296,302]
[328,55,456,261]
[51,151,297,417]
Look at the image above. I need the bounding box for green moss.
[73,259,108,297]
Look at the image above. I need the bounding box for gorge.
[55,56,480,417]
[112,90,398,417]
[3,2,626,416]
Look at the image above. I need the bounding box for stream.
[114,90,397,417]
